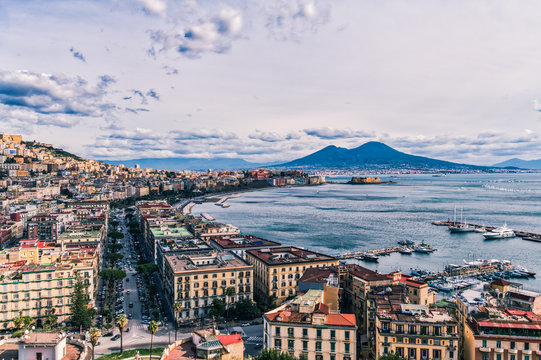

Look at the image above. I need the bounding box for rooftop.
[210,235,281,250]
[21,332,66,345]
[165,251,251,274]
[247,247,336,265]
[151,225,192,238]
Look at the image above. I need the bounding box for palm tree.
[13,311,24,330]
[115,314,129,353]
[89,327,101,360]
[173,301,183,342]
[147,320,159,360]
[225,287,236,320]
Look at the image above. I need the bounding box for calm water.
[194,174,541,289]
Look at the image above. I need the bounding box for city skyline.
[2,0,541,165]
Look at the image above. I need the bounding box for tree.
[147,320,159,360]
[108,252,124,267]
[45,308,58,330]
[225,287,236,319]
[115,314,128,354]
[13,311,25,330]
[22,315,34,330]
[254,348,297,360]
[109,231,124,240]
[109,243,123,252]
[378,352,407,360]
[231,298,260,320]
[174,301,183,341]
[89,327,101,360]
[209,298,226,320]
[70,275,95,330]
[110,220,119,227]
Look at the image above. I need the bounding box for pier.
[338,243,435,259]
[432,220,541,241]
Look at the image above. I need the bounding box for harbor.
[432,220,541,242]
[338,240,436,261]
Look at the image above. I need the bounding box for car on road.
[241,323,250,327]
[111,334,120,341]
[128,313,133,319]
[104,332,113,337]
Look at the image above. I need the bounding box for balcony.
[494,348,503,353]
[522,350,532,355]
[479,348,491,353]
[535,350,541,356]
[508,349,517,354]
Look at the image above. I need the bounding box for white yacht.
[483,224,515,239]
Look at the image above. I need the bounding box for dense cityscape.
[0,133,538,360]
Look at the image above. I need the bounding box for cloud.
[0,70,117,128]
[148,7,243,58]
[249,130,302,142]
[146,89,160,100]
[69,47,86,63]
[265,0,330,40]
[171,129,238,141]
[162,66,178,75]
[135,0,167,17]
[304,127,373,139]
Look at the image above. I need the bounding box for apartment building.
[209,235,282,260]
[457,287,541,360]
[162,251,254,322]
[369,286,459,360]
[27,215,58,241]
[246,247,338,306]
[0,263,80,329]
[264,289,357,360]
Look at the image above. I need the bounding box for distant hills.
[104,157,260,171]
[279,141,490,170]
[493,158,541,170]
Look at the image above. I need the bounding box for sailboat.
[448,206,476,233]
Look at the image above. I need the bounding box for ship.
[483,224,515,239]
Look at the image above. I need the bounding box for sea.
[193,173,541,290]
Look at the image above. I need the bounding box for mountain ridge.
[493,158,541,170]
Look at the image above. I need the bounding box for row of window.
[381,323,456,336]
[275,327,351,341]
[274,339,351,354]
[180,272,251,281]
[392,347,447,359]
[482,354,540,360]
[482,340,540,351]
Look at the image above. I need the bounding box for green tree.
[110,220,119,227]
[209,298,226,320]
[254,348,297,360]
[115,314,128,354]
[109,243,123,252]
[89,327,101,360]
[231,298,261,320]
[13,311,25,330]
[147,320,159,360]
[225,287,235,319]
[109,231,124,240]
[174,301,183,341]
[108,252,124,267]
[70,275,95,330]
[378,352,407,360]
[45,308,58,330]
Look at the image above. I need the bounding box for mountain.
[493,158,541,170]
[279,141,489,170]
[103,157,260,171]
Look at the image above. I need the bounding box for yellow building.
[163,251,254,322]
[245,247,338,306]
[367,285,459,360]
[264,289,357,360]
[0,263,85,329]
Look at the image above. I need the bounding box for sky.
[1,0,541,165]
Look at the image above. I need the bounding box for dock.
[338,243,436,259]
[200,212,215,221]
[432,220,541,241]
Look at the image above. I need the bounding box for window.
[330,330,336,339]
[345,331,350,341]
[496,341,501,349]
[496,355,501,360]
[316,329,322,339]
[288,328,294,337]
[330,342,335,353]
[302,328,308,338]
[302,341,308,351]
[482,340,487,348]
[275,327,281,336]
[274,339,281,349]
[409,348,416,359]
[524,356,529,360]
[433,350,440,360]
[288,340,294,350]
[345,343,350,354]
[510,355,515,360]
[315,342,321,352]
[511,342,515,349]
[421,349,428,359]
[525,343,530,351]
[482,354,488,360]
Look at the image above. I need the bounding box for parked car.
[111,334,120,341]
[241,323,250,327]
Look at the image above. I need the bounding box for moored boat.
[361,253,379,262]
[483,224,515,239]
[399,247,413,254]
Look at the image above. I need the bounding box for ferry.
[483,224,515,239]
[360,253,379,262]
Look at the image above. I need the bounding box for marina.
[338,241,436,261]
[432,220,541,241]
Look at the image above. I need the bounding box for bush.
[12,329,24,338]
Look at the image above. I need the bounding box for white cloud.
[135,0,167,17]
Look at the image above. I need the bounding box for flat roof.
[151,226,192,238]
[165,251,251,274]
[247,247,336,265]
[211,235,281,250]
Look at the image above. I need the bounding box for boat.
[515,266,536,277]
[361,253,379,262]
[448,207,476,232]
[414,246,432,253]
[523,236,541,243]
[399,247,413,254]
[483,224,515,239]
[397,239,415,246]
